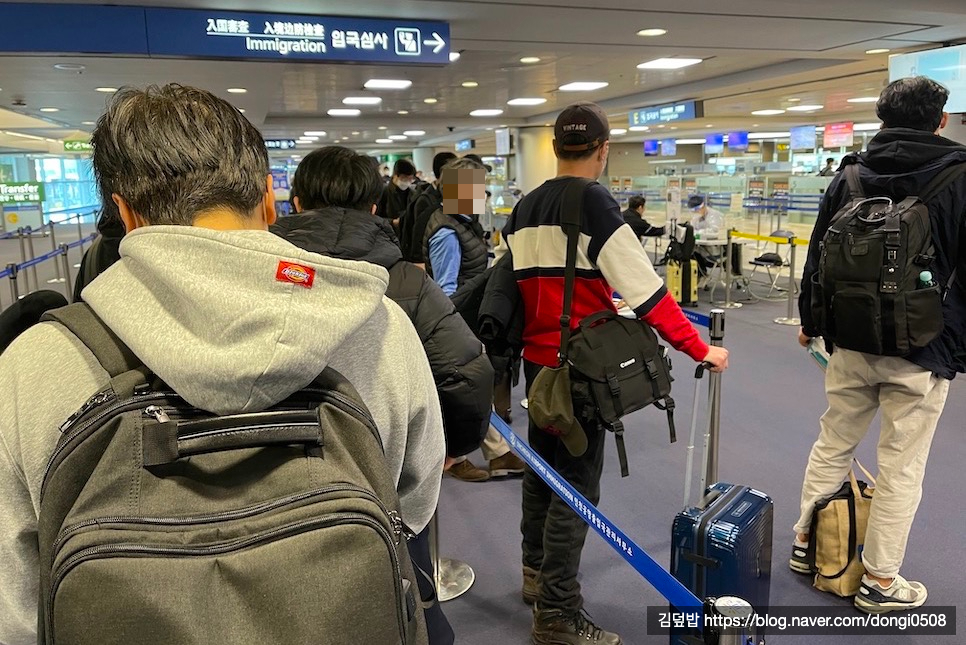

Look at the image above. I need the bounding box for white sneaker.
[854,574,928,614]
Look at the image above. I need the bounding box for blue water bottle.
[919,270,937,289]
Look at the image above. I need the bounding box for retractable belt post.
[24,227,39,293]
[16,228,31,292]
[720,230,741,310]
[59,244,73,300]
[774,236,801,326]
[428,511,474,602]
[6,263,20,303]
[700,309,725,494]
[47,221,65,285]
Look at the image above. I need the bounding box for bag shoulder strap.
[920,162,966,204]
[41,303,141,377]
[844,164,865,199]
[558,177,595,363]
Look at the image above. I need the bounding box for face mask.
[395,179,412,191]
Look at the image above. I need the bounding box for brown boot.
[445,458,490,482]
[489,452,526,478]
[522,566,539,605]
[532,606,622,645]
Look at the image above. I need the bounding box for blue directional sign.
[629,100,704,127]
[0,4,450,65]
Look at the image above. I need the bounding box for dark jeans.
[521,359,607,613]
[408,524,455,645]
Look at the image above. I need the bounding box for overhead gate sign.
[0,4,451,65]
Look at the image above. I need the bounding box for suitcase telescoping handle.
[683,310,725,509]
[142,413,322,467]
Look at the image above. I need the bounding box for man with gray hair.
[0,84,445,644]
[795,76,966,613]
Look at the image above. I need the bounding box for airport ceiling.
[1,0,965,155]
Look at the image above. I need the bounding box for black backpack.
[665,222,695,265]
[37,304,427,645]
[810,163,965,356]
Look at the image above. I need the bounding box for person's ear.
[371,204,377,216]
[293,195,302,213]
[599,141,610,163]
[113,194,144,233]
[938,112,949,133]
[262,174,278,228]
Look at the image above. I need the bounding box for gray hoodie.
[0,226,445,645]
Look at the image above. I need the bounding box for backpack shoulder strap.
[41,303,141,377]
[920,162,966,204]
[844,164,865,199]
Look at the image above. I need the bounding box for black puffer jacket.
[73,208,125,302]
[272,208,493,457]
[799,128,966,379]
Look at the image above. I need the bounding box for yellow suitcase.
[666,259,698,305]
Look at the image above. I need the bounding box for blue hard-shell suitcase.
[669,365,773,645]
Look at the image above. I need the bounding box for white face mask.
[395,178,413,191]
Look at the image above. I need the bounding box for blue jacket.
[799,128,966,379]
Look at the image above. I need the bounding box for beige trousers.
[453,427,510,463]
[794,347,949,579]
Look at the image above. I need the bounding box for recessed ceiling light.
[705,124,713,128]
[53,63,85,71]
[351,131,361,135]
[507,97,547,106]
[787,98,801,103]
[559,81,609,92]
[520,56,541,64]
[304,131,327,136]
[675,139,707,145]
[404,130,426,136]
[40,107,59,112]
[239,108,246,113]
[327,108,361,117]
[375,138,394,144]
[847,96,879,103]
[424,98,438,104]
[670,126,678,130]
[95,87,117,93]
[865,48,890,55]
[656,125,665,129]
[449,52,461,62]
[343,96,382,105]
[610,128,628,135]
[299,136,320,141]
[378,126,388,130]
[389,134,408,140]
[398,110,410,115]
[81,121,96,125]
[227,88,247,94]
[470,109,504,117]
[364,79,413,90]
[461,81,479,88]
[751,109,786,116]
[637,58,703,70]
[787,104,823,112]
[629,125,649,132]
[341,137,350,140]
[636,28,667,37]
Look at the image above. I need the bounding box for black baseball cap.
[555,102,610,152]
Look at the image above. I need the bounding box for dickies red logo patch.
[276,261,315,288]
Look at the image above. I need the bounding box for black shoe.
[531,607,622,644]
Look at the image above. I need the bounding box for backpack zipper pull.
[144,405,171,423]
[389,510,416,544]
[59,391,112,433]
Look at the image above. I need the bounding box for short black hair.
[433,152,458,178]
[687,194,706,210]
[826,157,835,164]
[292,146,383,212]
[91,84,269,225]
[393,159,417,177]
[876,76,949,132]
[554,141,604,162]
[628,195,646,211]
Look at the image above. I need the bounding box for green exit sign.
[0,181,45,203]
[64,140,93,152]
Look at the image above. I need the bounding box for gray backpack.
[37,304,428,645]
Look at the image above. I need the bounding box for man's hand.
[702,346,729,372]
[798,328,812,348]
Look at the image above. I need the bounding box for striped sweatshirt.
[503,176,709,367]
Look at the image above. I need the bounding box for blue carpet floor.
[437,294,965,644]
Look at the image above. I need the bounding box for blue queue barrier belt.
[1,233,96,273]
[682,309,711,329]
[489,412,703,614]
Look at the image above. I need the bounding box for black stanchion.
[47,221,66,285]
[16,228,31,293]
[6,263,20,303]
[24,228,39,292]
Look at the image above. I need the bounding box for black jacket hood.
[851,128,966,188]
[270,207,402,270]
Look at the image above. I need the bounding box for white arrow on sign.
[423,32,445,54]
